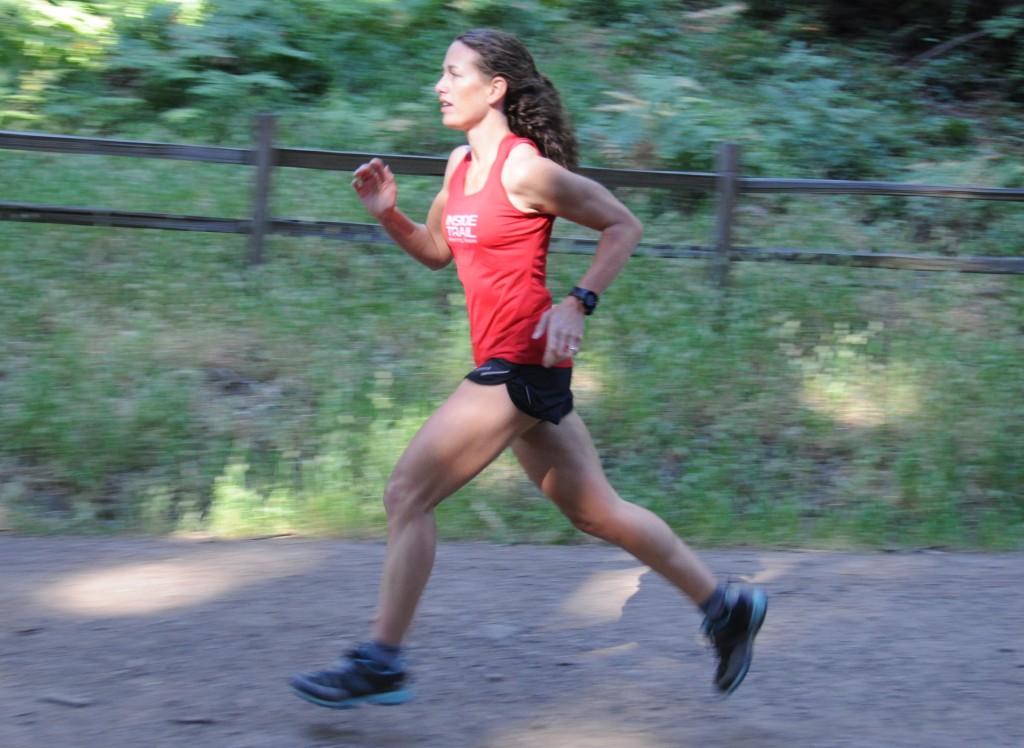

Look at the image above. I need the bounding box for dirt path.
[1,535,1021,747]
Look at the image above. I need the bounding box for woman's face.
[435,40,499,131]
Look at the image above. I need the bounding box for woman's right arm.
[351,148,466,271]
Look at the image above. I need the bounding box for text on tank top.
[442,133,565,367]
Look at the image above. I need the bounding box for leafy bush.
[101,1,331,134]
[745,1,1024,101]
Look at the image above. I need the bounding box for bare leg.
[371,380,538,645]
[513,411,717,605]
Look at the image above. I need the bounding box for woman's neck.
[464,116,512,167]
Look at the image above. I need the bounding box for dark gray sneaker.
[701,584,767,695]
[289,644,413,709]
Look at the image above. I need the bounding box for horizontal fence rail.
[0,201,248,234]
[741,177,1024,201]
[2,118,1023,276]
[0,130,253,164]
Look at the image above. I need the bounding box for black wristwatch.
[568,286,599,316]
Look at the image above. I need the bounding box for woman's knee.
[381,467,433,524]
[563,501,622,542]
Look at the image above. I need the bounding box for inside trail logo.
[446,214,478,242]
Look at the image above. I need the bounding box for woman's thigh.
[386,378,539,512]
[511,411,618,516]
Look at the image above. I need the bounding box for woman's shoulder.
[503,142,561,188]
[441,145,472,187]
[446,144,471,167]
[501,142,568,214]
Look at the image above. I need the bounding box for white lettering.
[446,214,478,241]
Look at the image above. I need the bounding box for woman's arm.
[504,145,644,365]
[504,144,643,294]
[352,148,467,270]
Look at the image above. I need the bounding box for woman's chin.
[440,114,465,130]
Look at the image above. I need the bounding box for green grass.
[1,179,1022,548]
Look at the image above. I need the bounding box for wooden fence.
[2,114,1023,277]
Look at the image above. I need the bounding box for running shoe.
[289,644,413,709]
[701,584,767,695]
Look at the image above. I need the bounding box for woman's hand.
[352,158,398,219]
[532,297,585,368]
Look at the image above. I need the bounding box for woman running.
[289,27,766,709]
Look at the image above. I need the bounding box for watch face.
[571,287,597,314]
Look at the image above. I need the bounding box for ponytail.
[456,29,579,170]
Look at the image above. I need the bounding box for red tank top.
[443,134,567,367]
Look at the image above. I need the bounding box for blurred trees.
[1,0,1022,151]
[0,0,454,134]
[745,0,1024,99]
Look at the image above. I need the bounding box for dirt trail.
[1,535,1022,747]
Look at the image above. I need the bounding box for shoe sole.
[290,685,415,709]
[720,589,767,696]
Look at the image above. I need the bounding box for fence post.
[247,113,276,266]
[711,142,740,287]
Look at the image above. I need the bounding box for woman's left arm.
[505,148,643,366]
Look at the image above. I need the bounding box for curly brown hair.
[456,28,579,171]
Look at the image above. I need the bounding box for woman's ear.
[487,76,508,105]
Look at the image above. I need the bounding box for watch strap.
[569,286,598,316]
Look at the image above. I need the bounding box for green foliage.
[984,4,1024,39]
[542,0,675,27]
[981,5,1024,99]
[743,0,789,21]
[5,0,1024,163]
[99,0,334,135]
[580,37,913,180]
[744,1,1024,101]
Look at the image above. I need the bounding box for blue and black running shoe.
[701,584,767,695]
[289,644,414,709]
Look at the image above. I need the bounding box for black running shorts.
[465,358,574,424]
